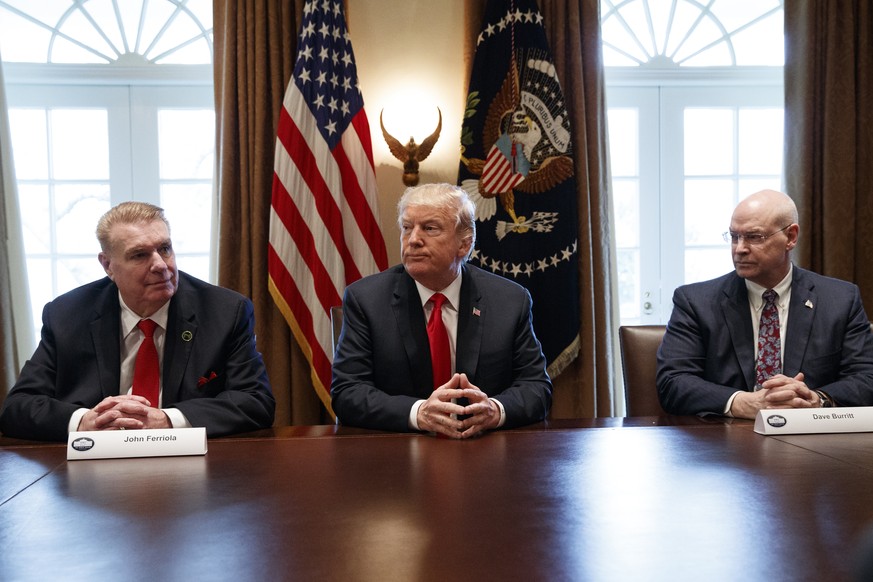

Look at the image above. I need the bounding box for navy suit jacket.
[0,272,275,441]
[657,266,873,415]
[330,264,552,431]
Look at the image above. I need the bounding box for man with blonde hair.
[331,183,552,438]
[0,201,275,440]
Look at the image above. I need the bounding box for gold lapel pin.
[181,330,194,342]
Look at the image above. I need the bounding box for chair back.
[618,325,667,416]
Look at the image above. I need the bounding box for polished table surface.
[2,417,873,581]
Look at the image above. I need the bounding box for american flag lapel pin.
[473,307,481,317]
[805,299,813,309]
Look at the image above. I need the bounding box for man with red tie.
[657,189,873,418]
[0,202,275,441]
[331,183,552,438]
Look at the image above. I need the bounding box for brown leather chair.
[330,306,343,354]
[618,325,667,416]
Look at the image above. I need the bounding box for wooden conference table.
[2,417,873,582]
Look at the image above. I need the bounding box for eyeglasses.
[722,224,791,245]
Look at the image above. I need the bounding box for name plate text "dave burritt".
[754,406,873,435]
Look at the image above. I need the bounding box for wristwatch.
[816,390,834,408]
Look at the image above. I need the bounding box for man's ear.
[786,223,800,251]
[98,252,112,278]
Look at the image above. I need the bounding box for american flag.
[268,0,388,415]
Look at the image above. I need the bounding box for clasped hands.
[730,372,823,419]
[78,395,171,431]
[416,373,500,439]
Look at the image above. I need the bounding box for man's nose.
[149,252,169,270]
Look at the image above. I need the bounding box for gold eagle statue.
[380,108,442,186]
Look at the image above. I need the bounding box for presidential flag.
[268,0,388,414]
[459,0,579,376]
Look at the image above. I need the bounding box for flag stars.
[325,120,337,135]
[298,68,311,85]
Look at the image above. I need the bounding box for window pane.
[684,179,734,246]
[685,109,734,176]
[51,109,110,179]
[54,185,111,254]
[17,184,51,254]
[8,109,48,179]
[739,109,784,175]
[161,183,213,254]
[685,248,732,283]
[25,257,53,332]
[159,109,215,179]
[57,257,106,294]
[617,248,640,321]
[613,179,640,248]
[607,108,639,177]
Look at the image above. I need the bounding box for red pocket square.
[197,371,218,387]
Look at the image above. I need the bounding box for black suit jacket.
[330,264,552,431]
[0,272,275,441]
[657,266,873,415]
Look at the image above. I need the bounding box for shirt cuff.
[490,398,506,428]
[723,391,742,417]
[163,407,192,428]
[408,399,425,430]
[69,408,88,433]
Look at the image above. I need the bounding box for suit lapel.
[783,268,815,375]
[720,274,756,389]
[90,283,122,399]
[392,270,432,398]
[162,275,198,405]
[456,266,483,379]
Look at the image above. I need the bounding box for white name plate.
[754,406,873,435]
[67,427,208,460]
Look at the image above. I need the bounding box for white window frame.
[606,67,784,324]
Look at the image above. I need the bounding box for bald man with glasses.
[657,189,873,418]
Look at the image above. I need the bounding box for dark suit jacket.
[330,264,552,431]
[657,266,873,415]
[0,272,275,441]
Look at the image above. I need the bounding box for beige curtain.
[213,0,325,426]
[784,1,873,306]
[464,0,619,418]
[0,56,32,407]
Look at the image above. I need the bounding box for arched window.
[0,0,214,342]
[600,0,785,325]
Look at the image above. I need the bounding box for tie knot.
[763,289,777,305]
[430,293,447,310]
[138,319,158,337]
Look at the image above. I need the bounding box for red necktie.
[427,293,451,390]
[132,319,160,406]
[755,289,781,388]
